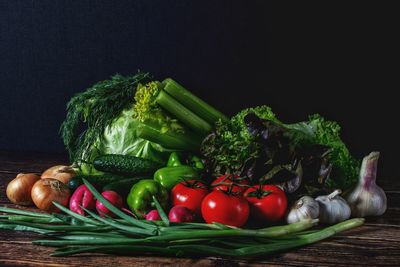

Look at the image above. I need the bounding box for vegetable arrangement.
[1,73,388,260]
[0,181,365,258]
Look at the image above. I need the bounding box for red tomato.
[211,174,250,195]
[171,180,209,217]
[244,185,287,222]
[201,190,249,227]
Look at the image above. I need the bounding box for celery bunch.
[133,79,227,151]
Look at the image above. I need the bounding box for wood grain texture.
[1,153,399,266]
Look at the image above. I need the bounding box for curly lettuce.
[297,115,360,189]
[201,105,360,191]
[201,106,277,176]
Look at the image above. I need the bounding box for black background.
[0,1,398,178]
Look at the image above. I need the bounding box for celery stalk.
[162,78,228,124]
[137,124,201,151]
[155,90,213,136]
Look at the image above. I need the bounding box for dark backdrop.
[0,1,398,178]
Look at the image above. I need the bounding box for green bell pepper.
[154,165,199,191]
[167,152,183,167]
[189,155,204,170]
[126,179,168,218]
[166,152,204,169]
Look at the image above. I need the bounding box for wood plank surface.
[1,152,399,266]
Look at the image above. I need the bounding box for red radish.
[145,210,161,221]
[168,205,194,222]
[69,184,95,216]
[122,208,137,218]
[96,191,123,217]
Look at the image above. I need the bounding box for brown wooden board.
[1,153,399,266]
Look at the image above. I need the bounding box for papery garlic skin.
[316,189,351,224]
[347,152,387,217]
[287,196,319,224]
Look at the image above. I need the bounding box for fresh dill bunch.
[60,72,152,162]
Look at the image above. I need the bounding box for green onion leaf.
[83,179,156,230]
[152,196,169,227]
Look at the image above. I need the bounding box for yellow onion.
[31,178,70,212]
[6,173,40,205]
[41,165,76,184]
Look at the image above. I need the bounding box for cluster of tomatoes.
[171,175,288,227]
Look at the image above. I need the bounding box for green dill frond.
[60,72,152,162]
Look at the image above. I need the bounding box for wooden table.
[0,152,399,266]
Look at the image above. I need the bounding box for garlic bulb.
[287,196,319,224]
[347,152,387,217]
[316,189,351,224]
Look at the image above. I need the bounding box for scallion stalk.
[81,207,154,236]
[0,179,366,259]
[148,219,316,241]
[0,222,55,234]
[0,207,52,218]
[7,215,63,224]
[51,245,179,257]
[82,179,157,231]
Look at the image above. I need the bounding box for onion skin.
[31,178,70,212]
[96,191,123,217]
[41,165,76,184]
[6,173,40,205]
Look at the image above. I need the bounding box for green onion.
[0,222,55,234]
[33,237,149,247]
[0,180,365,259]
[52,202,102,226]
[82,179,157,231]
[1,220,110,231]
[147,219,316,242]
[0,207,52,218]
[82,207,155,236]
[152,196,170,227]
[167,219,364,258]
[51,245,180,257]
[6,215,63,224]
